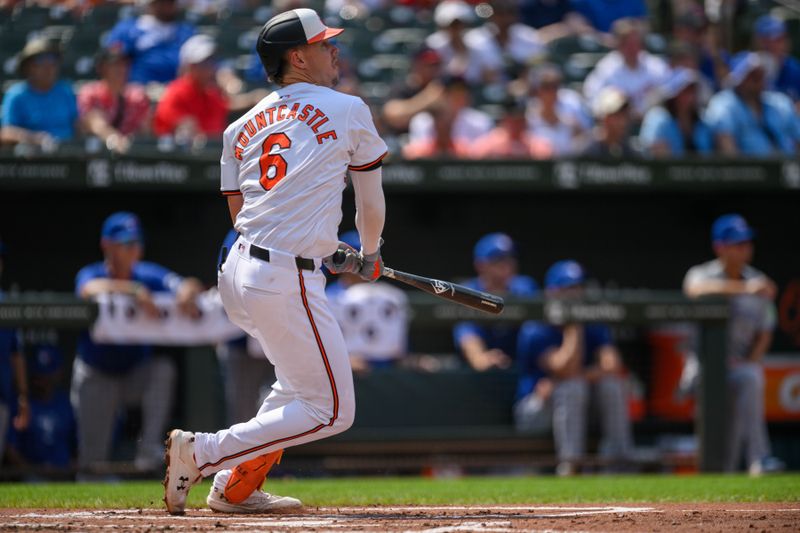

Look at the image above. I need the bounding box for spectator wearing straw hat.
[639,67,714,157]
[583,87,638,158]
[1,38,78,147]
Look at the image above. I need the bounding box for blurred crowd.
[1,0,799,157]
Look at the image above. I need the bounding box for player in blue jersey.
[453,233,539,371]
[71,212,202,475]
[515,260,632,475]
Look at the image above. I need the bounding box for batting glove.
[323,241,361,274]
[358,248,384,282]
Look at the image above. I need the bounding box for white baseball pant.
[193,238,355,478]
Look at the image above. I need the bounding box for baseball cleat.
[207,484,303,514]
[163,429,203,515]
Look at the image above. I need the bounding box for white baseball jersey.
[335,282,408,362]
[220,82,388,258]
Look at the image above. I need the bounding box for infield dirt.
[2,502,798,532]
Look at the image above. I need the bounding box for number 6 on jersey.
[259,133,291,191]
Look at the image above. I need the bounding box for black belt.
[249,244,315,271]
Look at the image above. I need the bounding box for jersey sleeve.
[220,126,241,195]
[347,99,388,172]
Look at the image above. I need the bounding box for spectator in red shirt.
[471,99,552,159]
[78,47,152,154]
[153,34,228,144]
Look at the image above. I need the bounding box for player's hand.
[474,348,511,371]
[534,378,554,401]
[323,242,361,274]
[176,279,204,319]
[134,286,161,319]
[746,278,777,300]
[358,248,384,282]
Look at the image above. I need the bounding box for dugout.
[1,155,799,474]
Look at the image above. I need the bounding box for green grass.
[1,475,798,509]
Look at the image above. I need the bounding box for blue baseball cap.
[339,230,361,251]
[754,15,786,39]
[101,212,143,243]
[712,214,755,244]
[29,345,64,376]
[474,233,517,261]
[545,260,586,290]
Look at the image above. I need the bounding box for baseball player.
[163,8,387,514]
[73,212,203,475]
[453,233,538,371]
[515,260,633,476]
[683,214,782,475]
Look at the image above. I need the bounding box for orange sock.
[224,449,284,504]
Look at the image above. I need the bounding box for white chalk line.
[14,505,655,521]
[411,522,513,533]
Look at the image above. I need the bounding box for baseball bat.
[382,267,504,315]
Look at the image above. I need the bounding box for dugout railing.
[0,291,730,473]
